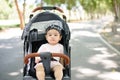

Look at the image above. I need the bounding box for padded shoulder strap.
[40,52,51,75]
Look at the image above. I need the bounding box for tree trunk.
[14,0,25,30]
[111,0,118,34]
[112,0,118,20]
[23,0,26,24]
[117,0,120,22]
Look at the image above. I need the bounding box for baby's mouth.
[51,40,55,41]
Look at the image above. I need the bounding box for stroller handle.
[24,53,70,65]
[29,6,66,21]
[32,6,64,13]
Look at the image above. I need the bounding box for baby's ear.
[60,36,62,40]
[45,35,47,39]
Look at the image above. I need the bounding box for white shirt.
[37,43,64,61]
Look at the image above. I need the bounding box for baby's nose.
[51,35,55,37]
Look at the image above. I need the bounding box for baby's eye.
[54,34,58,36]
[48,34,52,36]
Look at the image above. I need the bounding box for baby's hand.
[35,57,41,63]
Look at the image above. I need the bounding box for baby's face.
[45,29,62,45]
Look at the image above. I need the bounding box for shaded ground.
[0,28,23,80]
[100,22,120,52]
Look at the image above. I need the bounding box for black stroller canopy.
[22,12,70,40]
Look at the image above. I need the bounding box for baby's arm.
[36,45,45,63]
[35,57,41,63]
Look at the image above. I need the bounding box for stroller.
[22,6,71,80]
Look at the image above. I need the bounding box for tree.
[111,0,120,33]
[112,0,120,21]
[14,0,25,29]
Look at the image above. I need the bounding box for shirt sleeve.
[60,44,64,53]
[37,44,46,53]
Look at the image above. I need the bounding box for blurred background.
[0,0,119,29]
[0,0,120,80]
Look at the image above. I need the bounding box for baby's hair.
[45,24,62,35]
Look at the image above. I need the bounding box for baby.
[35,24,64,80]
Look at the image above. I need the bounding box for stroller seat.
[22,6,71,80]
[25,28,70,78]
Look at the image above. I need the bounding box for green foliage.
[0,0,13,19]
[0,0,119,20]
[79,0,112,13]
[66,0,76,10]
[42,0,119,14]
[43,0,75,10]
[44,0,66,5]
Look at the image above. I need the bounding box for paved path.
[69,17,120,80]
[0,28,23,80]
[0,16,120,80]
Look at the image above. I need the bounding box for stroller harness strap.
[39,52,51,76]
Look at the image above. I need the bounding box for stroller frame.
[22,6,71,80]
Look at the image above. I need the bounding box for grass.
[0,24,20,31]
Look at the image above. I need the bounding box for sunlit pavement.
[0,16,120,80]
[69,16,120,80]
[0,28,23,80]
